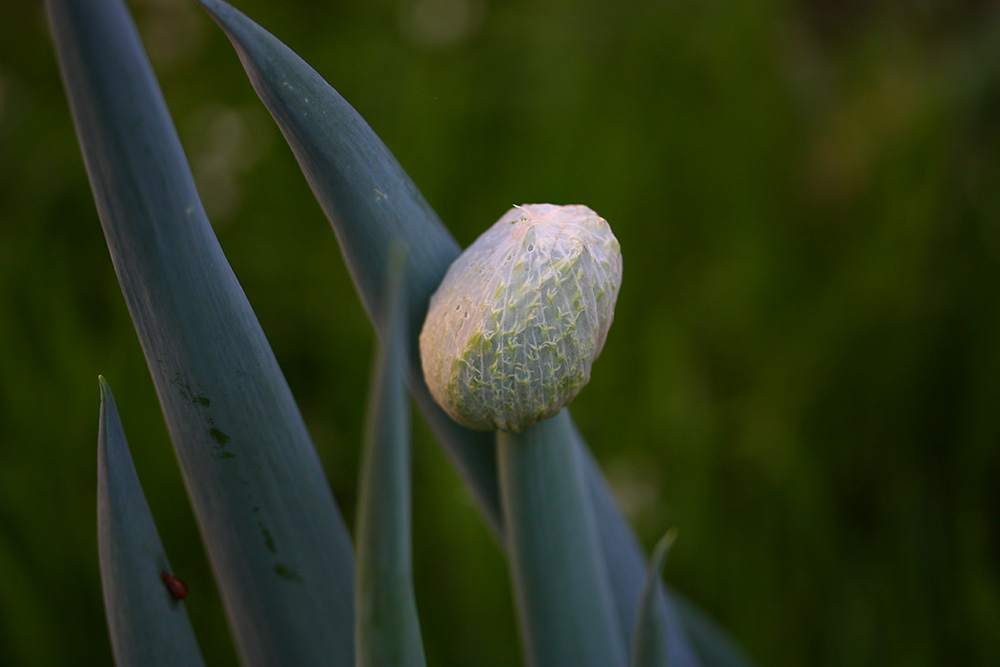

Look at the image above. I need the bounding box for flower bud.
[420,204,622,432]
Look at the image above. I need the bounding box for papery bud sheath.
[420,204,622,433]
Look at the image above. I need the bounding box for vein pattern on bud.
[420,204,622,432]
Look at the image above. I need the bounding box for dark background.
[2,0,999,664]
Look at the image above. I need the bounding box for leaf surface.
[630,531,678,667]
[498,411,627,667]
[195,0,502,532]
[193,2,743,663]
[47,0,354,662]
[98,377,205,667]
[355,247,426,667]
[577,422,701,666]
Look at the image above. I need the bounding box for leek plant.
[48,0,753,664]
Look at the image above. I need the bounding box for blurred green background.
[2,0,999,664]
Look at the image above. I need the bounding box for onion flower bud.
[419,204,622,432]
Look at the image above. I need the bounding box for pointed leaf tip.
[96,378,205,666]
[193,3,746,662]
[629,530,680,667]
[193,0,504,539]
[194,0,458,324]
[355,244,426,667]
[49,0,356,661]
[651,530,678,576]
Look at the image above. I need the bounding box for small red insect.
[160,571,188,600]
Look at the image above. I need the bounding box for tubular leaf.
[355,247,426,667]
[97,377,205,667]
[498,410,627,667]
[193,1,737,662]
[577,422,702,666]
[47,0,354,663]
[630,531,678,667]
[194,0,502,531]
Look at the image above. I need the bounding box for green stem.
[498,410,627,667]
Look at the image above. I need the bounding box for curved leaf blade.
[498,410,627,667]
[97,377,205,667]
[355,246,426,667]
[47,0,354,663]
[194,2,737,663]
[194,0,502,533]
[630,531,678,667]
[576,422,702,666]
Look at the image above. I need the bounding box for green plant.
[48,0,753,664]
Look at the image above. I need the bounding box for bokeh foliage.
[1,0,999,665]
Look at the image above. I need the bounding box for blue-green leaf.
[47,0,354,663]
[194,0,502,533]
[498,410,627,667]
[630,531,678,667]
[576,422,702,666]
[194,2,732,663]
[355,246,426,667]
[97,377,205,667]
